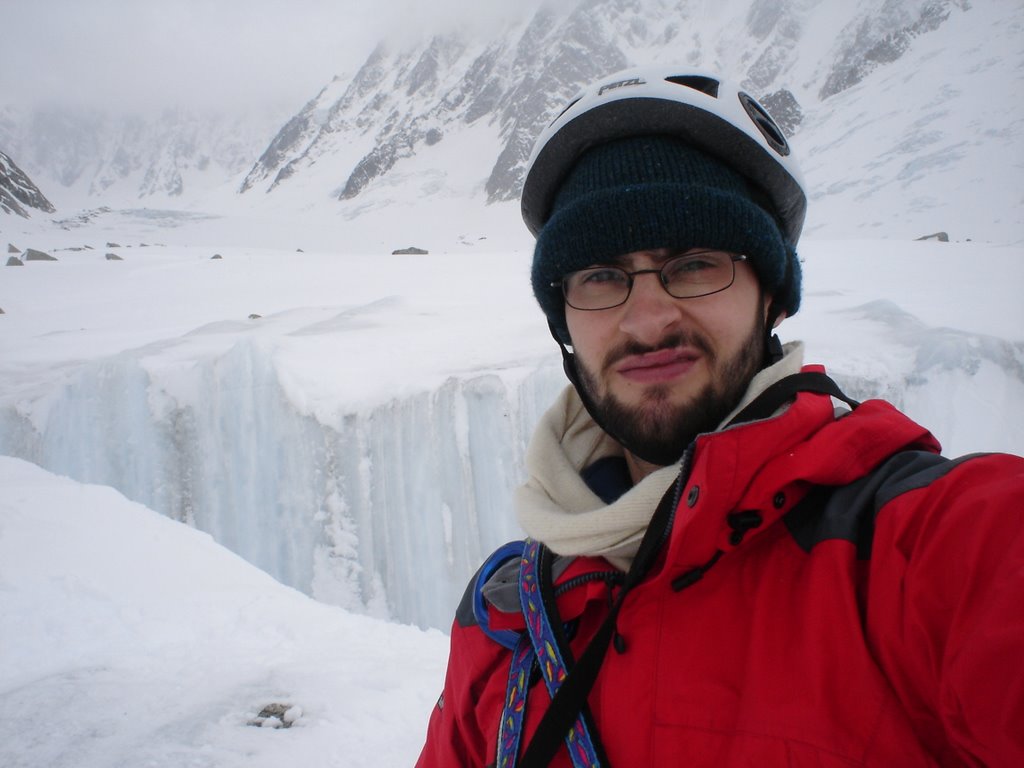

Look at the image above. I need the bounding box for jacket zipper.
[661,444,694,550]
[554,569,625,597]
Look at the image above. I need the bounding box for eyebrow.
[603,248,684,269]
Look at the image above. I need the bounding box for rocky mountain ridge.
[0,0,995,228]
[241,0,971,206]
[0,150,55,218]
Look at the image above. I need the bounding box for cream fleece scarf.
[515,342,805,570]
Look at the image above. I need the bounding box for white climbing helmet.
[521,66,807,245]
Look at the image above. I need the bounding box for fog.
[1,0,546,115]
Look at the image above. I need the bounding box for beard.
[574,312,768,466]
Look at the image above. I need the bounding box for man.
[417,67,1024,767]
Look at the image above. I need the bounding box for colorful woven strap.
[496,633,534,768]
[495,538,602,768]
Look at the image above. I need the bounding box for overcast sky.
[2,0,543,115]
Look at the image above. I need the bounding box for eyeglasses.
[554,251,748,311]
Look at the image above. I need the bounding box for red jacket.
[418,375,1024,767]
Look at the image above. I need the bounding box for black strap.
[519,475,684,767]
[726,372,859,428]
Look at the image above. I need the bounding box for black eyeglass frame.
[552,251,749,311]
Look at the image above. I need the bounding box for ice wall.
[2,315,1022,630]
[0,340,565,631]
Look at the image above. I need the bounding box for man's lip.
[614,348,701,382]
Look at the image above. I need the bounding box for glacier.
[0,331,564,631]
[1,239,1022,632]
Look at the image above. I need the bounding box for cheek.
[565,309,599,353]
[710,274,766,341]
[566,310,617,382]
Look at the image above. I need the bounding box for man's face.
[566,247,771,466]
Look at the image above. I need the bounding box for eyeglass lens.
[563,251,739,310]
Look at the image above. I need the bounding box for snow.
[1,3,1023,764]
[799,0,1024,244]
[0,456,447,768]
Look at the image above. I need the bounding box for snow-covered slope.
[800,0,1024,243]
[0,456,445,768]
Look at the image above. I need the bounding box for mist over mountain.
[1,0,1020,244]
[0,106,284,209]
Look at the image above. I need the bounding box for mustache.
[602,332,715,372]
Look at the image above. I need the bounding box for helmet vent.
[738,91,790,156]
[664,75,720,98]
[550,96,582,127]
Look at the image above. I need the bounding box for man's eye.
[665,256,719,280]
[581,268,626,285]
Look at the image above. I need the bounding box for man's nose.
[618,272,683,344]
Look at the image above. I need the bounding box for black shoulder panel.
[784,450,976,558]
[874,452,988,509]
[454,561,486,629]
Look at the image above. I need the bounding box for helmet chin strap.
[764,329,784,365]
[764,298,786,365]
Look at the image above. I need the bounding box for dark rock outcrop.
[0,150,55,218]
[24,248,57,261]
[819,0,963,100]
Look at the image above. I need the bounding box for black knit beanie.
[531,136,801,344]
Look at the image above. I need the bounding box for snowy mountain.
[0,149,55,217]
[3,0,1018,248]
[241,0,974,205]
